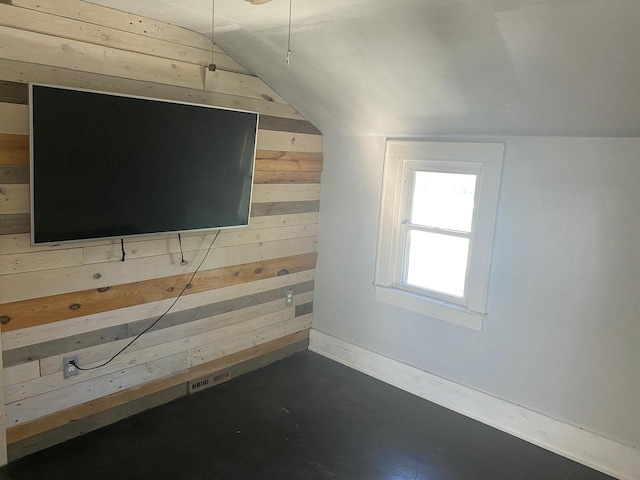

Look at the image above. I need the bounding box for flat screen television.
[30,83,258,245]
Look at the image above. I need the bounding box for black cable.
[72,230,221,372]
[121,238,126,262]
[178,233,187,266]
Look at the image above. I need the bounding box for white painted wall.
[313,135,640,448]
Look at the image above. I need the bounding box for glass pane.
[411,171,477,232]
[405,230,469,298]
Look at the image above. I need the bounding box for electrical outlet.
[63,355,79,379]
[285,289,294,306]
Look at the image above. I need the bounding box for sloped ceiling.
[89,0,640,137]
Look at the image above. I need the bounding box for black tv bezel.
[29,83,259,246]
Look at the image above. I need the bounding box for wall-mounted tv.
[30,83,258,245]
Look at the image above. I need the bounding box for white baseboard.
[309,329,639,480]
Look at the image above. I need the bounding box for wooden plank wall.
[0,0,322,464]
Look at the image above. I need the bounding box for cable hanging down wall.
[72,230,221,371]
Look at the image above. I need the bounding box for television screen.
[30,84,258,244]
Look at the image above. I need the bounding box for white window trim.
[374,141,504,331]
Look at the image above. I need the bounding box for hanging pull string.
[286,0,292,65]
[72,230,221,372]
[212,0,216,49]
[178,233,188,266]
[121,238,126,262]
[208,0,217,71]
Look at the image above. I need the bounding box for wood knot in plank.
[93,273,102,279]
[185,283,193,289]
[69,303,81,311]
[277,269,290,276]
[254,267,263,274]
[262,94,273,102]
[167,286,175,292]
[97,287,110,293]
[0,315,11,325]
[233,271,240,277]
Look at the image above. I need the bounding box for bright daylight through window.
[375,141,503,330]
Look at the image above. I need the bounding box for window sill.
[374,285,484,331]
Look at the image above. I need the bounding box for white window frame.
[374,141,504,331]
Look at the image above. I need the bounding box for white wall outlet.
[63,355,79,379]
[285,289,294,306]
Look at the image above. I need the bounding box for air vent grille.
[188,370,231,394]
[190,378,210,392]
[213,371,230,383]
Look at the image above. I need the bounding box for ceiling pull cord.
[286,0,292,65]
[208,0,217,72]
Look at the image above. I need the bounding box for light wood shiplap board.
[257,131,323,153]
[0,26,204,90]
[0,247,84,275]
[254,171,321,184]
[0,239,318,304]
[8,336,309,461]
[0,213,318,255]
[32,292,314,375]
[7,330,310,445]
[0,223,317,274]
[82,224,319,263]
[0,4,248,73]
[2,271,314,351]
[5,307,297,404]
[0,104,28,135]
[0,184,28,214]
[5,316,312,426]
[6,353,189,425]
[9,0,215,51]
[0,58,306,121]
[205,69,287,104]
[255,151,323,171]
[2,287,313,390]
[0,0,322,463]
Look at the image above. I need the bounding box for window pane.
[411,171,477,232]
[405,230,469,298]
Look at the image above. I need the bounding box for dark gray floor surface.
[0,350,614,479]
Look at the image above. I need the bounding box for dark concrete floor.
[0,350,614,480]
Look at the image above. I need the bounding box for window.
[375,141,503,330]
